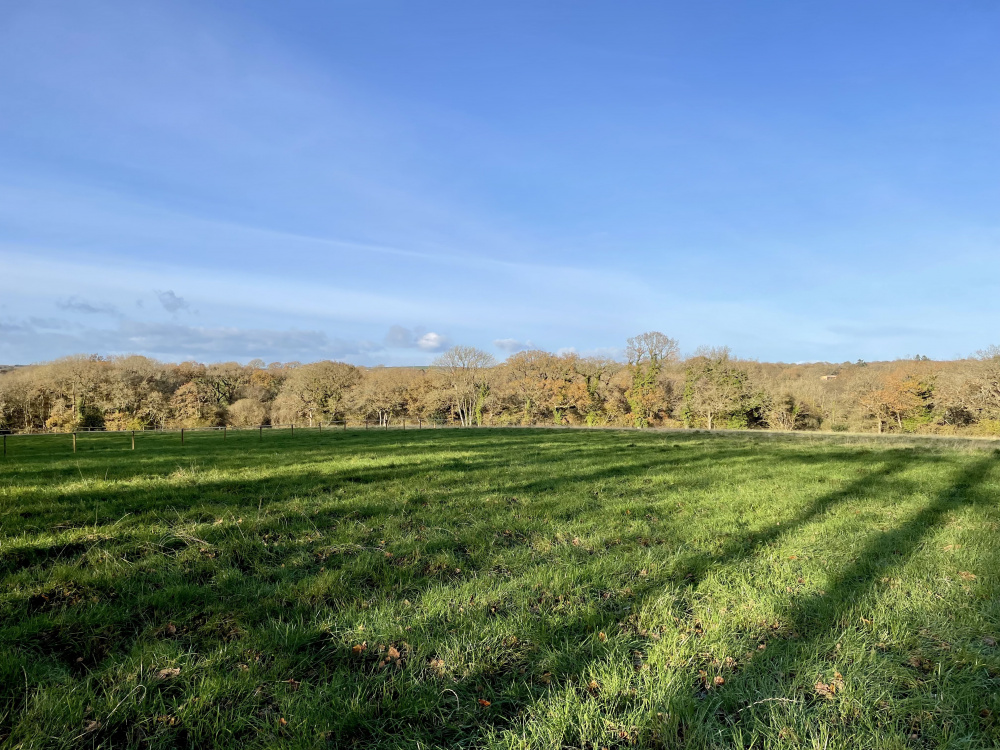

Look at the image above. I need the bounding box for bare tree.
[433,346,496,426]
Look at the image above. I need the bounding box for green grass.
[1,428,999,749]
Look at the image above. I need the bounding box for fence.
[0,417,456,458]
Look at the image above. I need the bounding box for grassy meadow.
[1,427,999,749]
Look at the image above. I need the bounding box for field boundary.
[3,419,999,459]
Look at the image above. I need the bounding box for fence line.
[3,419,999,459]
[0,417,462,458]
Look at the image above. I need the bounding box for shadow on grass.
[1,430,993,747]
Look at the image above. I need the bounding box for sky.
[2,0,999,366]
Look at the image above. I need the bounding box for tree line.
[3,332,1000,436]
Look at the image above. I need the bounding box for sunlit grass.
[1,428,999,748]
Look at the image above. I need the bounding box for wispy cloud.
[494,338,534,353]
[56,295,121,317]
[156,290,190,313]
[0,316,380,362]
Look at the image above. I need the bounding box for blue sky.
[2,1,999,365]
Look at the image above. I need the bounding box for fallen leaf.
[572,537,581,546]
[814,681,836,699]
[157,667,181,680]
[352,642,367,655]
[587,679,600,694]
[713,676,725,686]
[279,717,288,726]
[598,632,607,642]
[814,671,844,700]
[82,720,101,734]
[478,699,491,707]
[960,571,977,581]
[387,646,401,661]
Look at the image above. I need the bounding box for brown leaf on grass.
[82,720,101,734]
[713,675,725,686]
[278,717,288,726]
[814,671,844,700]
[478,699,491,707]
[538,672,553,685]
[351,642,367,655]
[587,680,600,694]
[165,623,177,636]
[571,537,581,546]
[379,645,403,669]
[960,571,977,581]
[282,679,300,691]
[598,632,607,642]
[157,667,181,680]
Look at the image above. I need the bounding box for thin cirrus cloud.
[56,296,122,317]
[493,338,534,353]
[0,315,381,363]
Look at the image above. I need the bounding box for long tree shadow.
[685,455,1000,746]
[3,432,986,748]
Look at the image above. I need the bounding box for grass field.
[1,428,999,749]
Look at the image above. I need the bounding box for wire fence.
[0,417,462,459]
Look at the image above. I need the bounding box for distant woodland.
[3,332,1000,436]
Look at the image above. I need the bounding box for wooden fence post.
[73,433,77,453]
[131,430,135,450]
[291,424,294,436]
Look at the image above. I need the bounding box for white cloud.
[416,332,448,351]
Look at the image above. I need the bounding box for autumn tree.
[272,360,360,426]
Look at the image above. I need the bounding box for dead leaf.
[282,679,300,691]
[478,699,491,707]
[279,717,288,726]
[814,672,843,700]
[82,720,101,734]
[387,646,401,661]
[598,632,607,642]
[352,642,367,655]
[572,537,581,546]
[587,679,600,694]
[960,571,977,581]
[713,675,725,686]
[157,667,181,680]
